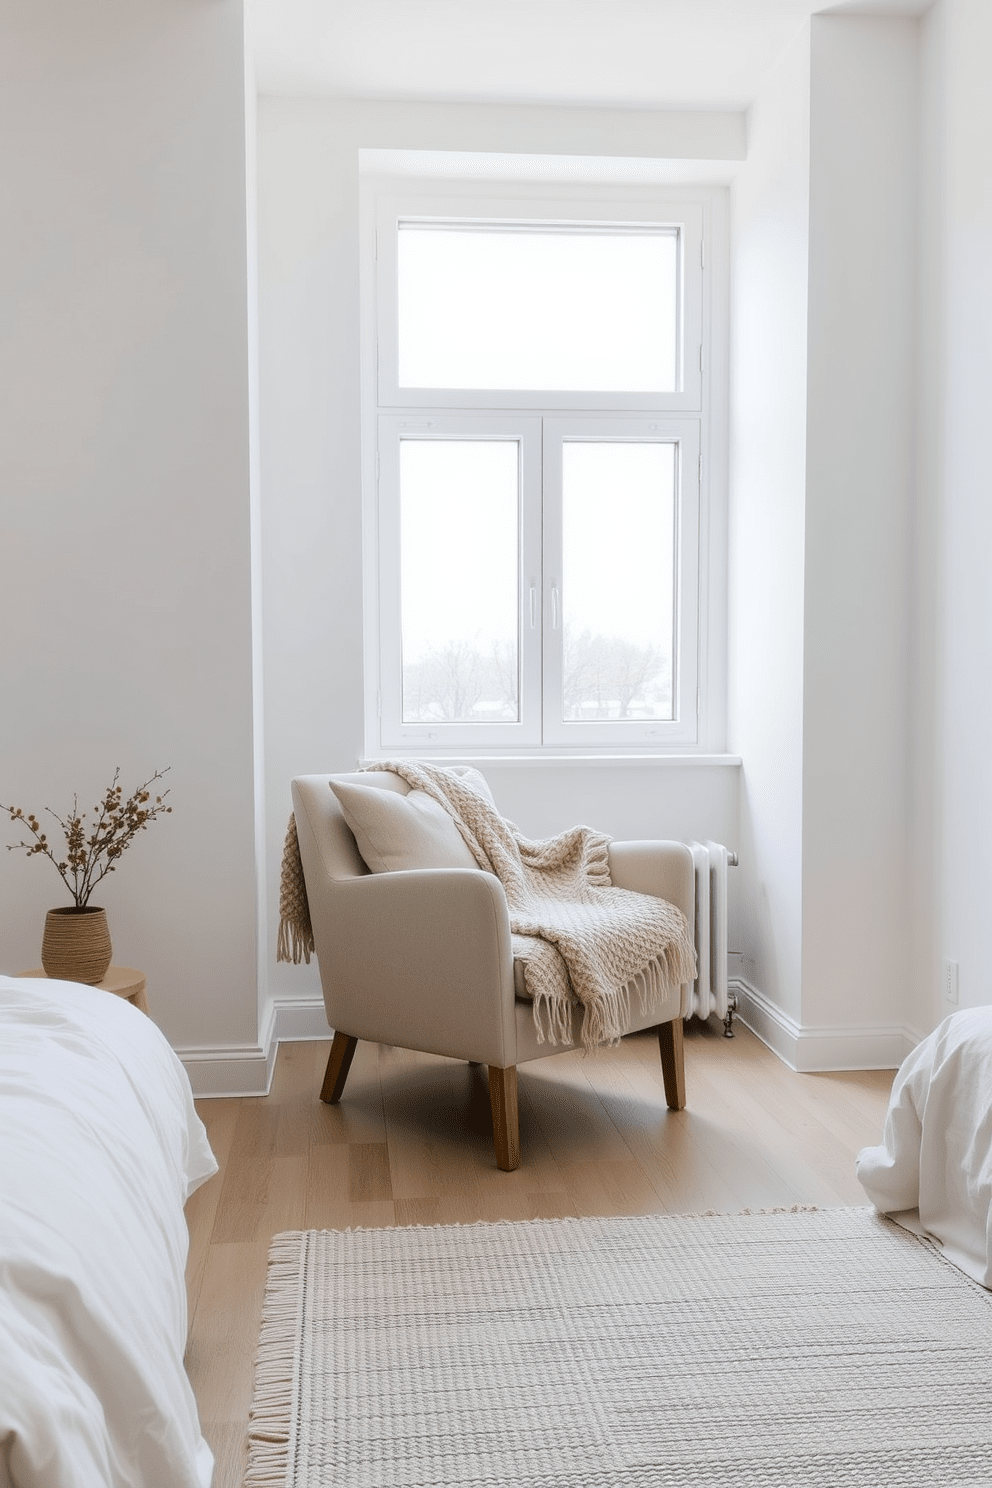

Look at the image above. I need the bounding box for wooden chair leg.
[320,1030,358,1104]
[488,1065,520,1171]
[658,1017,686,1111]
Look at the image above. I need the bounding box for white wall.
[236,14,992,1080]
[800,16,919,1051]
[920,0,992,1022]
[730,16,920,1070]
[5,10,965,1092]
[257,99,744,1024]
[0,1,261,1067]
[728,26,811,1035]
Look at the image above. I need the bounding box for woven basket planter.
[41,906,113,984]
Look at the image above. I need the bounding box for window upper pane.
[400,439,520,723]
[561,441,676,722]
[397,225,678,393]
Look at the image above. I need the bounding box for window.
[364,183,718,754]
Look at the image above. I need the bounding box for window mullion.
[540,424,564,747]
[519,418,544,744]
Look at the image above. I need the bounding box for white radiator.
[686,841,736,1030]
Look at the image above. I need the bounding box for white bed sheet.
[0,974,217,1487]
[857,1005,992,1288]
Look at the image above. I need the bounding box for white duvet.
[857,1005,992,1288]
[0,974,217,1487]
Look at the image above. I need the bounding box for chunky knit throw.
[366,761,696,1050]
[277,814,313,966]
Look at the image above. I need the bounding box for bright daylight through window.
[367,187,710,753]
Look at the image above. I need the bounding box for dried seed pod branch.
[1,768,172,907]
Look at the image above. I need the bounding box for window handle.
[529,583,538,629]
[551,583,560,630]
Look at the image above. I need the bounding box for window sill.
[360,752,742,770]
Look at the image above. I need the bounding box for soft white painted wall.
[728,26,811,1030]
[244,20,270,1050]
[730,17,923,1070]
[0,1,260,1055]
[907,0,946,1045]
[800,16,918,1041]
[2,8,970,1090]
[477,760,739,847]
[922,0,992,1021]
[258,103,366,1014]
[258,98,743,1015]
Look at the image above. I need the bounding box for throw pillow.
[329,779,478,874]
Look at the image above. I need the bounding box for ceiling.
[252,0,932,111]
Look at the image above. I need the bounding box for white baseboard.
[178,996,330,1098]
[270,995,334,1043]
[731,979,919,1072]
[180,980,921,1095]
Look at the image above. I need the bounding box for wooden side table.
[18,965,149,1014]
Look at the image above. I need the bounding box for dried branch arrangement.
[1,768,172,908]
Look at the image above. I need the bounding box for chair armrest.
[609,841,695,1021]
[608,840,695,932]
[315,869,518,1068]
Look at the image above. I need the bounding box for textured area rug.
[245,1208,992,1487]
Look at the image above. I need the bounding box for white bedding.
[857,1005,992,1288]
[0,974,218,1487]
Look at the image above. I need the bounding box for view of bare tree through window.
[562,627,671,720]
[400,439,519,724]
[402,639,518,723]
[561,441,676,721]
[398,438,677,727]
[400,627,671,724]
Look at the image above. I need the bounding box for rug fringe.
[270,1205,837,1242]
[245,1232,308,1487]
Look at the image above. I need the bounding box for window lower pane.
[400,439,520,723]
[561,442,676,722]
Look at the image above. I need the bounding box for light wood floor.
[183,1020,894,1488]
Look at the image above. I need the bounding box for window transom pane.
[398,225,678,393]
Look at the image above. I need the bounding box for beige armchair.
[291,771,695,1171]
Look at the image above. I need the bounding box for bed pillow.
[329,779,478,873]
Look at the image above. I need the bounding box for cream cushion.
[329,779,477,874]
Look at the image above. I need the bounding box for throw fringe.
[531,941,696,1050]
[245,1232,309,1487]
[531,987,577,1048]
[277,815,313,965]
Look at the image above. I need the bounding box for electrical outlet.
[943,958,959,1005]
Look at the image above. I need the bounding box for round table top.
[17,965,146,996]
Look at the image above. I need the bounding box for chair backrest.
[291,771,409,884]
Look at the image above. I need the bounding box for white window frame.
[375,192,704,415]
[361,173,724,759]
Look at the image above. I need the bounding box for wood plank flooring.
[183,1020,894,1488]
